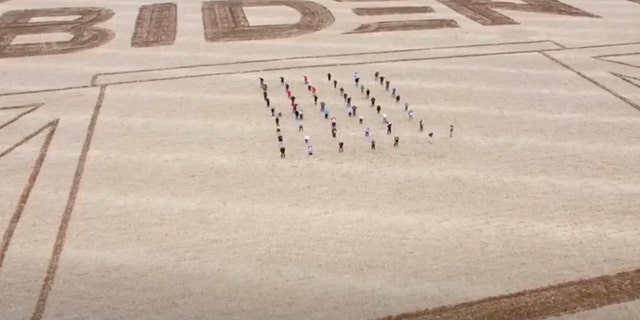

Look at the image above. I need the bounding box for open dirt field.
[1,0,640,319]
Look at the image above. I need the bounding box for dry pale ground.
[1,0,640,320]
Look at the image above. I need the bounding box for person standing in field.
[331,117,337,128]
[304,135,310,144]
[340,87,344,96]
[393,136,399,148]
[376,105,381,114]
[360,84,365,94]
[385,80,390,91]
[338,142,344,153]
[408,110,414,121]
[299,121,304,132]
[270,106,275,117]
[320,101,326,113]
[366,89,370,99]
[365,127,370,137]
[332,127,337,138]
[391,88,396,98]
[327,73,332,81]
[380,76,385,85]
[428,132,434,144]
[386,122,392,135]
[450,125,454,138]
[419,119,424,132]
[371,139,376,150]
[354,72,360,87]
[324,109,330,119]
[280,146,286,158]
[359,116,363,125]
[333,80,337,88]
[352,105,357,117]
[313,95,318,106]
[259,77,264,86]
[404,102,409,112]
[274,116,279,126]
[395,95,401,104]
[266,98,270,108]
[308,145,313,156]
[374,71,379,80]
[371,97,376,107]
[304,75,309,84]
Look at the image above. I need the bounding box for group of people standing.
[262,71,456,158]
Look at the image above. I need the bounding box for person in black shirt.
[376,105,381,114]
[280,146,286,158]
[393,136,399,147]
[338,142,344,153]
[386,122,392,135]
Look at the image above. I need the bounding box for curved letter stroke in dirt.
[434,0,599,26]
[0,7,114,59]
[202,0,335,42]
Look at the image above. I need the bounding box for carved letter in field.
[0,7,114,58]
[202,0,335,42]
[132,3,177,47]
[434,0,599,26]
[346,5,458,34]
